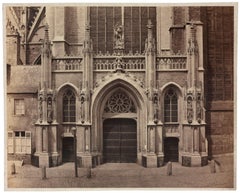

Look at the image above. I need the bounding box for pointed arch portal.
[91,78,147,164]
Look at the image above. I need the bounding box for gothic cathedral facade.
[6,6,234,168]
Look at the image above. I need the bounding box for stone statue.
[114,24,124,50]
[39,98,43,123]
[196,93,202,123]
[187,96,193,124]
[47,98,53,123]
[154,108,158,124]
[153,92,158,104]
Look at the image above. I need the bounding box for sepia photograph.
[4,2,236,190]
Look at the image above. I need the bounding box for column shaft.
[36,126,43,153]
[42,127,48,153]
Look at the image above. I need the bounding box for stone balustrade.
[93,56,145,71]
[51,55,187,72]
[52,57,83,71]
[156,56,187,70]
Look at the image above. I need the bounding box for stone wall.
[189,7,201,21]
[64,7,85,55]
[173,7,186,25]
[8,154,32,164]
[170,7,186,54]
[54,72,83,89]
[7,65,41,90]
[65,7,85,44]
[7,66,41,154]
[6,34,20,65]
[157,71,187,88]
[202,7,234,156]
[203,7,234,101]
[206,101,234,156]
[26,44,42,65]
[7,93,38,152]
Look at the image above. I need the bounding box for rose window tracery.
[104,91,136,113]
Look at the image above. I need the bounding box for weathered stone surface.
[5,6,234,169]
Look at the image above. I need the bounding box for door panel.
[103,118,137,163]
[164,137,179,162]
[62,137,74,162]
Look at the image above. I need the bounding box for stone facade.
[5,5,234,168]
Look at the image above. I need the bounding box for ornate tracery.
[62,89,76,122]
[104,90,136,113]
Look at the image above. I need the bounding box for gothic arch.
[91,78,148,161]
[56,84,79,123]
[57,83,79,95]
[160,82,183,96]
[160,82,183,124]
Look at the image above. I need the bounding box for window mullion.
[68,98,71,122]
[169,96,172,122]
[63,90,76,123]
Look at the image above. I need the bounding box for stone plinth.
[39,153,50,168]
[191,154,202,167]
[146,154,157,168]
[81,154,92,168]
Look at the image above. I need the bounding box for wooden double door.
[103,118,137,163]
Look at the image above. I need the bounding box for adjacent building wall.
[201,7,234,157]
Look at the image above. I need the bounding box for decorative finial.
[145,19,155,52]
[44,23,49,43]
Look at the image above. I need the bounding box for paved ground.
[6,160,234,189]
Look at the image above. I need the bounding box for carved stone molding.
[94,72,145,91]
[52,58,83,71]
